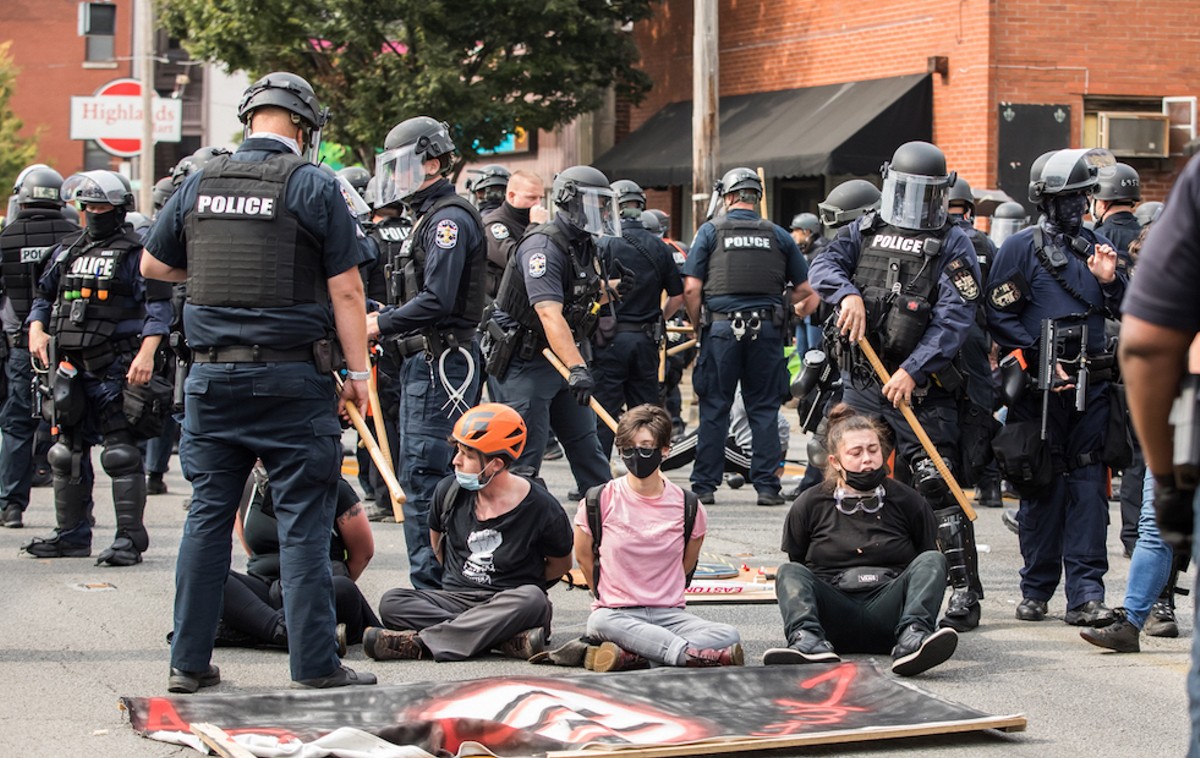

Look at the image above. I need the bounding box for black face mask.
[621,447,663,479]
[506,202,530,225]
[842,464,889,492]
[86,210,123,240]
[1044,192,1088,237]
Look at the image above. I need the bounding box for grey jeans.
[587,605,741,665]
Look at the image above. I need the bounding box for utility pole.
[691,0,719,232]
[137,0,155,214]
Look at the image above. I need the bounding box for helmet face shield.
[880,170,949,230]
[1038,148,1114,196]
[334,174,371,218]
[61,171,130,207]
[375,143,427,207]
[989,217,1026,247]
[565,186,621,238]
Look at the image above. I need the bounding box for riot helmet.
[376,116,455,207]
[947,176,975,214]
[790,212,820,233]
[611,179,647,220]
[818,179,881,229]
[238,72,328,163]
[15,166,65,208]
[125,211,151,232]
[879,141,956,230]
[648,209,670,232]
[551,165,620,238]
[172,145,232,188]
[989,202,1028,246]
[337,166,371,195]
[465,164,510,208]
[1027,148,1114,204]
[62,170,134,208]
[152,176,176,212]
[639,210,663,237]
[1093,162,1141,203]
[363,175,379,210]
[12,163,50,194]
[1134,201,1163,226]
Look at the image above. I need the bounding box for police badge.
[435,219,459,249]
[951,267,979,301]
[490,223,510,240]
[528,252,547,278]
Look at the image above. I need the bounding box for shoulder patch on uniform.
[435,219,459,249]
[988,272,1029,312]
[950,266,979,301]
[490,222,510,241]
[528,252,547,278]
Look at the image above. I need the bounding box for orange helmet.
[452,403,527,462]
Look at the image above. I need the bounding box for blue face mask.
[455,469,492,491]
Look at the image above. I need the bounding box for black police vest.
[51,230,143,352]
[704,215,787,298]
[0,210,78,323]
[373,217,412,305]
[852,218,944,305]
[183,153,326,308]
[495,223,601,338]
[393,194,487,326]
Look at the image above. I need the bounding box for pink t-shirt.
[574,476,708,610]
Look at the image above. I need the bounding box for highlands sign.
[70,78,182,157]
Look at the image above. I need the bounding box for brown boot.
[685,643,744,667]
[497,627,546,660]
[585,641,650,672]
[362,627,428,660]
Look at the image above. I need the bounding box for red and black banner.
[122,662,1024,756]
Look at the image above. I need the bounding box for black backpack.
[584,482,699,600]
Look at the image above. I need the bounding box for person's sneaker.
[1001,508,1020,535]
[1065,600,1116,628]
[939,589,981,632]
[292,665,377,689]
[1080,608,1140,653]
[20,534,91,558]
[684,643,744,667]
[362,627,427,660]
[365,502,394,522]
[756,490,785,506]
[2,504,23,529]
[1015,598,1048,622]
[585,641,649,672]
[146,473,168,495]
[543,442,564,461]
[891,625,958,677]
[168,664,221,694]
[696,491,715,506]
[762,631,840,665]
[336,623,348,658]
[1144,601,1180,638]
[497,627,546,660]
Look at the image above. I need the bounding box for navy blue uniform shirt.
[377,179,482,336]
[144,138,372,349]
[809,219,980,384]
[1094,210,1142,255]
[682,208,808,313]
[596,218,683,323]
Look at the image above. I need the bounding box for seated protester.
[763,404,958,677]
[364,403,574,662]
[575,404,743,671]
[219,466,380,651]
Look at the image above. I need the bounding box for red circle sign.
[94,78,145,158]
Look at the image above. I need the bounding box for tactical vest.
[183,153,326,308]
[51,230,143,353]
[703,215,787,299]
[392,194,487,326]
[495,222,602,339]
[373,217,412,305]
[0,210,78,323]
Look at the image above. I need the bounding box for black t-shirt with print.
[430,475,574,593]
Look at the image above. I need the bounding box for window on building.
[1083,96,1197,159]
[79,2,116,64]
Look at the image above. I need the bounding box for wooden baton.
[855,338,977,521]
[336,376,406,521]
[541,348,619,433]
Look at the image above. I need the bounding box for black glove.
[1153,474,1195,556]
[567,364,594,406]
[610,259,636,299]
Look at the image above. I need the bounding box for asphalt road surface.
[0,427,1190,756]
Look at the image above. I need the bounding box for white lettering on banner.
[725,235,772,249]
[196,195,275,217]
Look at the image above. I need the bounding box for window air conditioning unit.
[1098,112,1170,158]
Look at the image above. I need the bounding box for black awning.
[595,73,932,187]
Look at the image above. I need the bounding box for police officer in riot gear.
[683,167,815,506]
[789,212,825,260]
[1133,200,1162,228]
[1092,162,1142,255]
[144,71,376,690]
[22,171,172,564]
[152,177,176,215]
[592,179,683,457]
[466,164,511,214]
[338,165,371,196]
[482,170,549,300]
[985,148,1126,627]
[485,165,619,487]
[989,202,1028,247]
[0,166,79,528]
[818,180,883,232]
[366,115,486,590]
[809,141,986,631]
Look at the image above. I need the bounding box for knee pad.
[47,441,75,476]
[806,436,828,472]
[100,443,143,477]
[912,457,951,506]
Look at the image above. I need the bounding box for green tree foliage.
[159,0,654,168]
[0,41,40,199]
